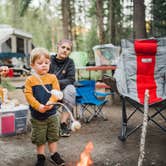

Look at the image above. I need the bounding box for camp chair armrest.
[95,91,112,97]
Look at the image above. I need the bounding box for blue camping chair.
[76,80,111,123]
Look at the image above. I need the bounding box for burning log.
[77,142,94,166]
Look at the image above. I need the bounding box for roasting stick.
[52,101,81,131]
[33,71,63,98]
[138,89,149,166]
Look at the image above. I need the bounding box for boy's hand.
[44,104,53,111]
[45,101,54,110]
[38,103,54,113]
[38,104,47,113]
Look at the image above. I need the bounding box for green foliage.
[1,0,164,57]
[84,21,99,59]
[87,0,96,17]
[0,79,16,91]
[151,0,166,36]
[19,0,32,16]
[0,1,62,51]
[19,9,52,49]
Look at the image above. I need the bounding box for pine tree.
[151,0,166,37]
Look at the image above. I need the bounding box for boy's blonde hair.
[30,47,50,64]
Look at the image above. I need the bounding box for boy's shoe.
[50,152,65,166]
[36,154,46,166]
[60,123,71,137]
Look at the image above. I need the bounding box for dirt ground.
[0,78,166,166]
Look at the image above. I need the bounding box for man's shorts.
[31,114,59,146]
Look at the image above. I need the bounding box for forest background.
[0,0,165,58]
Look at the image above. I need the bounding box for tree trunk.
[111,0,116,44]
[133,0,147,39]
[51,24,55,52]
[61,0,70,39]
[96,0,105,44]
[69,0,75,41]
[108,0,113,43]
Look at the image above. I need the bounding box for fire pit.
[76,142,94,166]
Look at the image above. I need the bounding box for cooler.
[0,104,29,137]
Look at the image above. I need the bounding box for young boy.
[24,47,65,166]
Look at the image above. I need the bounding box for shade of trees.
[0,0,165,56]
[151,0,166,37]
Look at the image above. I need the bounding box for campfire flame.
[76,142,94,166]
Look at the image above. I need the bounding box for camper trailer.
[0,25,34,76]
